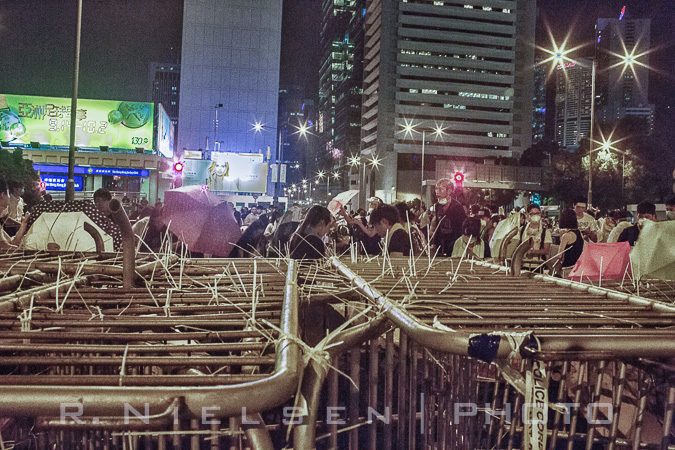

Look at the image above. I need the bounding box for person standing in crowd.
[573,197,597,242]
[0,179,28,249]
[289,205,332,260]
[243,205,260,227]
[451,217,484,258]
[618,201,657,246]
[6,180,24,222]
[666,197,675,221]
[557,209,585,269]
[370,204,411,257]
[521,204,553,260]
[430,178,466,256]
[606,210,632,243]
[93,188,113,216]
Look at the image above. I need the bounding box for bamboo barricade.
[0,257,300,449]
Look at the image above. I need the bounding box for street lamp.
[252,120,311,207]
[400,119,447,199]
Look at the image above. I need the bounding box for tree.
[0,148,41,208]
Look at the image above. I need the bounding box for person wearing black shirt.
[618,201,657,247]
[370,204,411,257]
[289,205,332,260]
[430,178,466,256]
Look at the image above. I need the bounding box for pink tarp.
[567,242,632,282]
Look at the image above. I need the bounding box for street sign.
[280,164,287,183]
[270,164,278,182]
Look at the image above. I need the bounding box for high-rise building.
[361,0,536,202]
[333,0,366,192]
[595,17,653,134]
[278,85,316,186]
[532,58,546,143]
[149,62,180,126]
[178,0,282,162]
[318,0,361,176]
[554,58,594,149]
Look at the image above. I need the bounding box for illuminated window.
[464,4,473,8]
[421,89,437,94]
[483,6,492,11]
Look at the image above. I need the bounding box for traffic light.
[453,171,464,188]
[173,162,184,173]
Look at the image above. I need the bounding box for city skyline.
[0,1,672,148]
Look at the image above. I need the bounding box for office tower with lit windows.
[149,62,180,126]
[361,0,536,201]
[595,17,653,135]
[178,0,282,156]
[532,59,546,143]
[318,0,362,175]
[554,58,594,149]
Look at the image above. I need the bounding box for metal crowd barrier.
[0,257,300,449]
[292,256,675,450]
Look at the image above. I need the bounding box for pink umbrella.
[162,185,241,257]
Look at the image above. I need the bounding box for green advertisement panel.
[0,94,154,150]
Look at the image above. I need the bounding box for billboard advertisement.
[0,94,154,151]
[157,103,174,158]
[182,152,268,194]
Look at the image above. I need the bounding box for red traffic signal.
[173,162,184,173]
[453,171,464,185]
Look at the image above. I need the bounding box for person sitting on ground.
[370,204,410,257]
[393,201,424,255]
[451,217,484,259]
[230,214,270,258]
[289,205,333,260]
[0,178,28,249]
[557,209,585,268]
[618,201,657,247]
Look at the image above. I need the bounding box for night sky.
[0,0,672,131]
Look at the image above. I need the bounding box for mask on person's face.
[530,214,541,224]
[667,210,675,221]
[437,198,448,205]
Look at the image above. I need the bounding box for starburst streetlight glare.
[536,24,587,79]
[317,171,325,180]
[369,155,382,169]
[348,155,360,167]
[251,121,264,133]
[332,172,340,180]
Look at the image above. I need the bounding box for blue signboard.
[34,164,150,177]
[42,175,83,191]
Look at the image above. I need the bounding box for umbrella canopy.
[567,242,632,282]
[24,212,114,252]
[631,220,675,281]
[28,200,122,251]
[328,190,359,215]
[162,185,241,257]
[489,211,522,254]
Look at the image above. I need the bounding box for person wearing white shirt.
[573,197,597,242]
[0,179,28,248]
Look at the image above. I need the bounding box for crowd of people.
[2,176,674,277]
